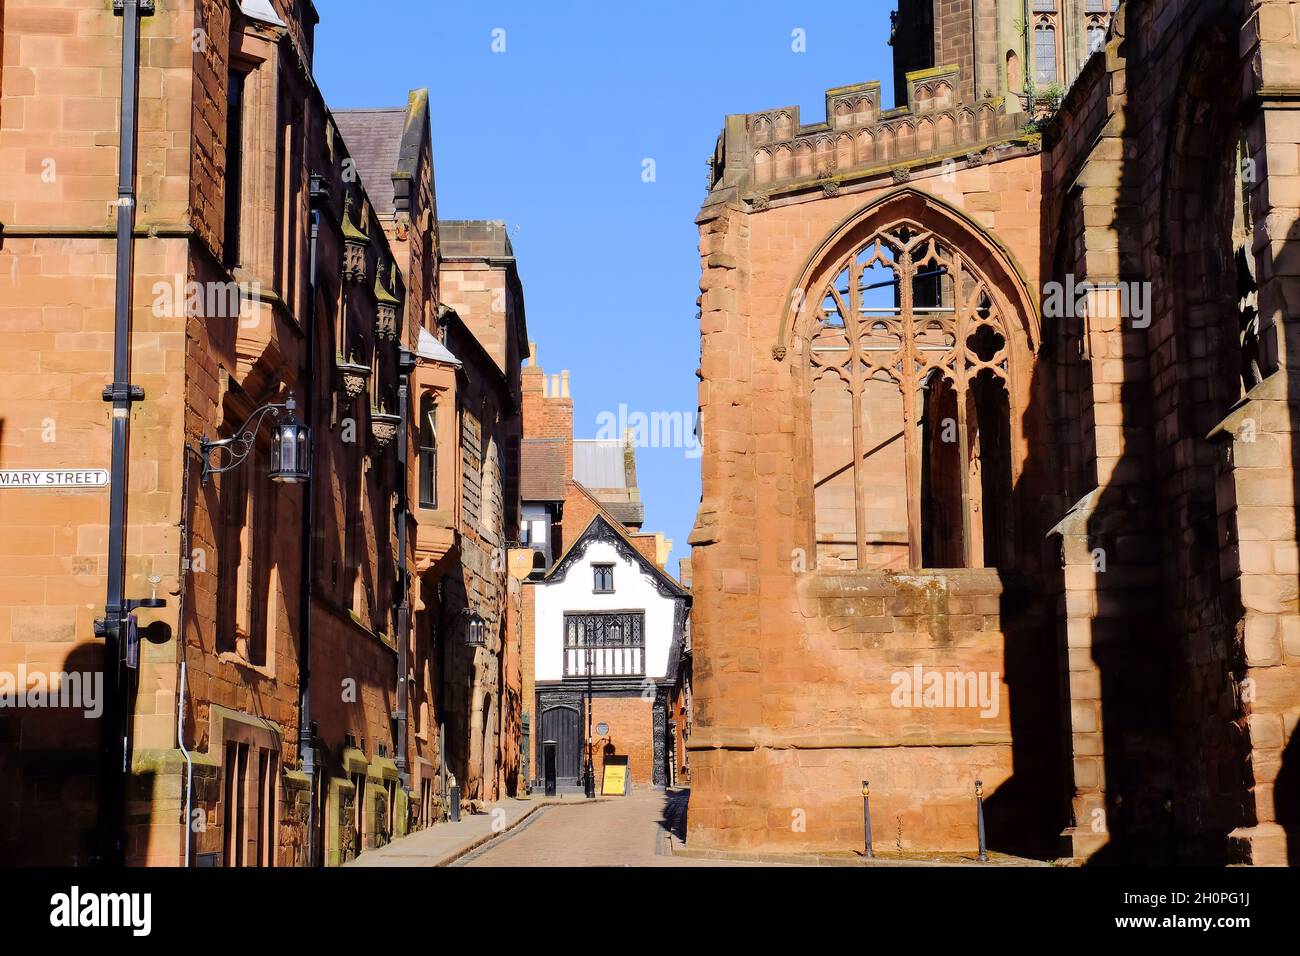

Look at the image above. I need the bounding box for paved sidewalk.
[345,794,600,867]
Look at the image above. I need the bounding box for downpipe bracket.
[102,383,145,404]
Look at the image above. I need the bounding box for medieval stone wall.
[1040,0,1300,865]
[689,142,1052,853]
[691,0,1300,864]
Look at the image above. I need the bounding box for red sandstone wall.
[0,0,197,865]
[689,147,1051,855]
[520,582,537,783]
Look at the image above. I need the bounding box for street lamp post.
[584,643,595,798]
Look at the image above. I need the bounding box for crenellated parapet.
[708,66,1025,203]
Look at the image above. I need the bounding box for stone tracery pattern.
[806,220,1011,571]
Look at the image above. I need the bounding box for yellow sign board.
[601,762,628,796]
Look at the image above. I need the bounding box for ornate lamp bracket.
[198,399,293,484]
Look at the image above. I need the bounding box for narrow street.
[455,790,735,867]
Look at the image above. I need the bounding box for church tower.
[890,0,1119,112]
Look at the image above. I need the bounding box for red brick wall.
[520,583,537,782]
[521,353,573,482]
[590,695,656,788]
[630,534,659,567]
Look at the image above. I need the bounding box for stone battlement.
[707,66,1023,201]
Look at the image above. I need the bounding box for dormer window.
[593,564,614,593]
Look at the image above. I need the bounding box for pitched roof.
[541,511,687,600]
[520,438,568,501]
[333,107,408,218]
[573,439,630,488]
[601,500,645,527]
[573,438,644,527]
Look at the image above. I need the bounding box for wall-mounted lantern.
[198,396,311,485]
[464,611,486,647]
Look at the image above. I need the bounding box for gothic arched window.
[1034,20,1059,86]
[807,222,1014,571]
[1086,20,1106,55]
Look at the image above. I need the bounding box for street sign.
[0,469,109,488]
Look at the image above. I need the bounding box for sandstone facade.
[689,0,1300,864]
[0,0,524,866]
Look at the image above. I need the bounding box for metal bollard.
[862,780,874,859]
[975,779,988,862]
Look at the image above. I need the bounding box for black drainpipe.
[299,172,328,865]
[93,0,154,868]
[395,346,416,793]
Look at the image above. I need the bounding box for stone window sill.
[218,651,275,681]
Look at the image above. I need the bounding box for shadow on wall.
[660,787,689,843]
[437,562,473,798]
[1278,731,1300,863]
[0,641,128,865]
[1074,10,1280,865]
[984,570,1067,860]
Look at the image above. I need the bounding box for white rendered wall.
[534,539,677,682]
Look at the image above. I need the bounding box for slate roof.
[573,439,644,527]
[573,440,628,488]
[599,500,645,527]
[333,107,408,218]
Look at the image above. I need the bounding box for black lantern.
[464,611,486,647]
[199,395,312,485]
[269,397,311,483]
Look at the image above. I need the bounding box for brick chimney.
[521,341,574,482]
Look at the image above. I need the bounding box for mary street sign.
[0,469,109,488]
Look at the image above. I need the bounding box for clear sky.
[313,1,899,574]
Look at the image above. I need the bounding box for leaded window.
[563,611,645,678]
[1034,22,1058,86]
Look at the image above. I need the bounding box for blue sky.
[313,1,898,574]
